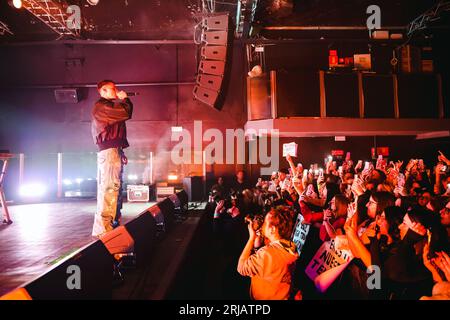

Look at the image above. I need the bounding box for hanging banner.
[305,236,353,293]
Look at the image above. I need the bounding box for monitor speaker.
[182,176,204,202]
[54,89,79,103]
[124,212,157,264]
[22,240,113,299]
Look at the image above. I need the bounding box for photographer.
[237,206,298,300]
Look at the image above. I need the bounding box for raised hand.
[344,210,358,238]
[438,151,450,165]
[347,201,357,220]
[422,243,444,283]
[286,154,293,163]
[354,160,363,173]
[435,162,445,175]
[351,175,365,197]
[116,90,128,100]
[435,251,450,281]
[395,160,403,171]
[323,209,334,221]
[406,159,417,172]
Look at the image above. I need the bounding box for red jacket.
[299,201,324,224]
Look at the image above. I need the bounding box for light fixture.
[87,0,100,5]
[75,178,84,184]
[248,65,263,78]
[171,126,183,133]
[9,0,22,9]
[168,174,178,181]
[19,183,46,198]
[63,179,73,186]
[128,174,138,181]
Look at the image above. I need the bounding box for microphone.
[126,92,139,97]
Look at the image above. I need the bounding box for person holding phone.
[91,80,133,237]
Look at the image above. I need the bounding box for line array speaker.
[193,13,233,110]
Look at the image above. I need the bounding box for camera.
[245,214,264,231]
[209,190,223,203]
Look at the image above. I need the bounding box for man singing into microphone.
[91,80,133,237]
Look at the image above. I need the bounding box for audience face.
[330,197,336,212]
[305,184,318,199]
[410,182,421,196]
[366,196,378,219]
[343,173,354,185]
[278,171,286,181]
[418,192,431,207]
[218,177,224,185]
[371,170,381,181]
[236,171,245,182]
[261,214,275,239]
[440,202,450,227]
[366,182,376,191]
[441,176,450,191]
[377,212,389,236]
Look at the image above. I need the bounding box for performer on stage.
[91,80,133,237]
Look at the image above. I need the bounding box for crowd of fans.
[206,150,450,300]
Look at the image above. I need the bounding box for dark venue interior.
[0,0,450,304]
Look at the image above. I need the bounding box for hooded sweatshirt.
[237,239,298,300]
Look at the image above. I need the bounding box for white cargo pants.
[92,147,122,237]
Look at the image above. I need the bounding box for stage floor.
[0,200,155,296]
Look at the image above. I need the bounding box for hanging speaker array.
[193,14,233,110]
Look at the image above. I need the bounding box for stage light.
[19,183,46,198]
[248,65,263,78]
[63,179,73,186]
[9,0,22,9]
[171,126,183,133]
[128,174,138,181]
[168,174,178,181]
[87,0,100,5]
[75,178,84,184]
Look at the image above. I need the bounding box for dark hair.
[267,206,295,240]
[334,194,350,218]
[278,168,289,175]
[383,206,405,242]
[407,206,432,227]
[374,169,387,184]
[97,80,115,91]
[407,206,449,253]
[372,191,396,216]
[357,192,370,225]
[325,182,340,208]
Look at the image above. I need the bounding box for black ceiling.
[0,0,448,42]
